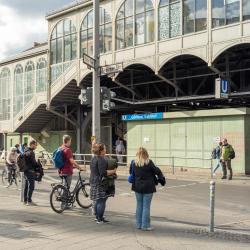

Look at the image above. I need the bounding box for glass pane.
[212,0,225,28]
[64,35,71,62]
[170,2,181,37]
[88,28,93,55]
[81,30,88,56]
[125,0,133,17]
[159,5,169,40]
[57,21,63,37]
[183,0,195,34]
[145,10,154,43]
[243,0,250,21]
[125,17,133,47]
[160,0,169,6]
[105,10,111,23]
[64,19,71,35]
[104,23,112,53]
[226,0,240,25]
[116,19,124,49]
[82,17,88,30]
[99,25,105,53]
[100,8,105,25]
[51,39,57,65]
[57,38,63,63]
[51,27,57,39]
[71,34,77,60]
[195,0,207,32]
[136,13,145,45]
[136,0,144,14]
[117,5,124,19]
[145,0,153,10]
[87,10,93,29]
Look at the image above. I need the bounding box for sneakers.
[96,217,109,224]
[142,227,154,231]
[221,176,227,179]
[26,201,38,206]
[228,176,232,180]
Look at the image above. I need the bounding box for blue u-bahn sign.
[122,112,164,121]
[215,78,229,99]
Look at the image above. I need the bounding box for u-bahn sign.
[122,112,164,121]
[215,78,229,99]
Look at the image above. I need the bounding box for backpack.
[211,148,217,159]
[34,159,44,182]
[52,148,65,169]
[17,154,27,172]
[230,146,235,159]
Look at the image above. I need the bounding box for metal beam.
[194,76,209,95]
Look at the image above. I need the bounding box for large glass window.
[14,65,23,115]
[50,19,77,65]
[0,68,11,120]
[116,0,154,49]
[159,0,181,40]
[212,0,240,28]
[80,8,112,56]
[243,0,250,21]
[24,61,35,105]
[36,58,47,93]
[183,0,207,34]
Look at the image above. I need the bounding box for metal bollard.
[172,157,175,175]
[209,181,216,233]
[210,159,214,179]
[20,172,25,202]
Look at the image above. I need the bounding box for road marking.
[163,182,198,189]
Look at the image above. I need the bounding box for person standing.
[90,143,117,224]
[23,140,39,206]
[6,147,18,185]
[116,140,125,163]
[58,135,81,189]
[130,147,165,231]
[221,138,235,180]
[212,142,223,176]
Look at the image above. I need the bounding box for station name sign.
[122,112,164,121]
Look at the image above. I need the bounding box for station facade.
[0,0,250,173]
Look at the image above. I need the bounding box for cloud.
[0,0,74,60]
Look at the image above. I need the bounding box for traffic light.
[78,88,92,106]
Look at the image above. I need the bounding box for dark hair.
[15,144,20,148]
[29,140,37,146]
[23,143,27,147]
[92,143,105,156]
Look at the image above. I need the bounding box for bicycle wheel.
[14,171,21,187]
[50,184,69,214]
[1,169,8,186]
[76,183,92,209]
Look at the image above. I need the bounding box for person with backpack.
[211,142,223,176]
[129,147,165,231]
[56,135,82,188]
[221,138,235,180]
[23,140,39,206]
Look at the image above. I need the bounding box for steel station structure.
[1,0,250,173]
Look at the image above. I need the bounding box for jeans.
[213,159,221,174]
[135,192,153,229]
[95,198,107,220]
[6,164,16,183]
[61,175,72,189]
[24,170,35,203]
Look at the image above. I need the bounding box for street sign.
[100,63,123,76]
[215,78,229,99]
[122,112,164,121]
[83,53,96,69]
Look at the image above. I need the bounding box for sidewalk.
[0,182,250,249]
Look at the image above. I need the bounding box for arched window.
[24,61,35,105]
[243,0,250,21]
[212,0,239,28]
[116,0,154,50]
[159,0,181,40]
[50,19,77,65]
[81,8,112,55]
[36,58,47,92]
[183,0,207,34]
[0,68,11,120]
[14,65,23,115]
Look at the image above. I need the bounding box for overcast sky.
[0,0,74,60]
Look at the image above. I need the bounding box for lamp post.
[92,0,101,142]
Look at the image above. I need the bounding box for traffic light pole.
[93,0,101,142]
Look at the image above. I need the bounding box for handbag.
[128,160,135,184]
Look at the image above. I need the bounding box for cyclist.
[6,147,18,186]
[58,135,82,189]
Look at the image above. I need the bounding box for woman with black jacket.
[90,143,117,224]
[129,147,165,231]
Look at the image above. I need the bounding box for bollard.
[210,159,213,179]
[172,157,175,175]
[20,172,24,202]
[209,181,216,233]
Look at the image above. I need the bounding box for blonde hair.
[135,147,150,167]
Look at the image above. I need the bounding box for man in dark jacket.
[23,140,38,206]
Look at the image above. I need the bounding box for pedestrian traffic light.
[78,88,92,106]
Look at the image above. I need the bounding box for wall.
[127,110,246,173]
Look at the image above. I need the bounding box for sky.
[0,0,74,60]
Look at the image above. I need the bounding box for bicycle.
[1,164,21,187]
[50,170,92,214]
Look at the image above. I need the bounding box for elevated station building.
[1,0,250,173]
